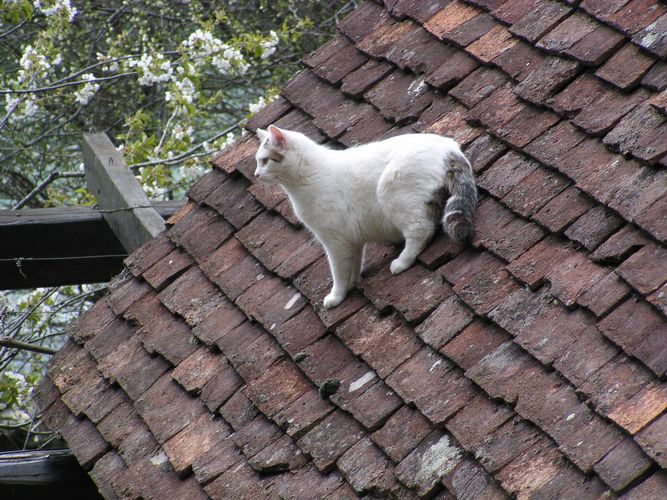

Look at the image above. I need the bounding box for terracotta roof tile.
[642,61,667,91]
[608,0,667,35]
[489,0,538,24]
[593,438,653,491]
[423,1,481,39]
[296,409,365,472]
[468,81,527,131]
[580,0,631,20]
[620,471,667,498]
[596,42,656,90]
[340,2,395,44]
[495,443,565,497]
[336,437,406,496]
[449,67,506,108]
[141,247,193,290]
[576,271,631,316]
[395,430,464,496]
[387,346,476,423]
[491,42,541,83]
[446,459,507,499]
[636,413,667,467]
[536,11,599,53]
[38,2,667,496]
[464,132,508,174]
[303,35,368,85]
[633,12,667,57]
[444,12,498,47]
[514,56,581,106]
[508,0,572,43]
[466,24,517,62]
[199,357,243,412]
[532,185,593,232]
[446,393,513,450]
[440,319,510,370]
[371,405,432,462]
[365,70,434,124]
[163,413,229,476]
[564,205,624,250]
[245,95,292,132]
[219,390,258,432]
[564,22,626,66]
[358,18,418,60]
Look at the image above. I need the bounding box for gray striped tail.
[442,153,477,243]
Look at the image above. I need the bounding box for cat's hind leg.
[390,221,435,274]
[377,167,436,274]
[349,244,364,288]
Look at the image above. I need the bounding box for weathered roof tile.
[336,437,404,496]
[444,12,498,47]
[395,430,463,496]
[371,405,432,463]
[491,0,541,25]
[593,438,653,491]
[509,0,572,43]
[296,409,365,472]
[423,1,481,39]
[163,413,229,476]
[636,413,667,467]
[466,24,517,62]
[449,67,507,108]
[440,319,510,370]
[514,56,580,106]
[633,12,667,57]
[304,35,368,85]
[365,70,434,124]
[493,39,546,81]
[536,11,599,53]
[596,42,656,90]
[608,0,667,36]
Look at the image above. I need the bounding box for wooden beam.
[82,133,166,253]
[0,201,183,290]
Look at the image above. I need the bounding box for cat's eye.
[261,158,269,166]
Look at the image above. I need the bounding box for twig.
[129,121,242,170]
[0,337,57,355]
[0,72,137,95]
[12,172,59,209]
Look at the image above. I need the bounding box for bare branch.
[0,337,57,356]
[12,171,60,209]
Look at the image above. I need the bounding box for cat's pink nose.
[254,172,260,178]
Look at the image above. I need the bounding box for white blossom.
[182,28,248,75]
[34,0,77,22]
[73,73,99,106]
[260,30,279,60]
[18,45,51,82]
[172,125,194,141]
[248,96,266,114]
[128,53,173,86]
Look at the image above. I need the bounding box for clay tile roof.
[36,1,667,498]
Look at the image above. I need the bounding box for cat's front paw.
[323,292,345,309]
[390,258,411,275]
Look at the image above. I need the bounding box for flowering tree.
[0,0,357,449]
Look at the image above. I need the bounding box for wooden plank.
[82,133,165,252]
[0,201,184,290]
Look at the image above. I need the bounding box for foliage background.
[0,0,357,450]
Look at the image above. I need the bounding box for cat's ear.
[268,125,287,150]
[256,128,270,142]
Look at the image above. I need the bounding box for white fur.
[255,127,464,309]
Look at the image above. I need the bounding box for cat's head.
[254,125,300,184]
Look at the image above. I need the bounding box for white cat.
[254,126,477,309]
